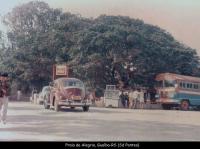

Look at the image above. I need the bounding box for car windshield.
[63,80,83,87]
[43,87,50,92]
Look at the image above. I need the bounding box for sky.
[0,0,200,54]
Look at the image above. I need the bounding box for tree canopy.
[0,1,199,94]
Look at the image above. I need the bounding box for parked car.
[43,77,91,112]
[37,86,51,104]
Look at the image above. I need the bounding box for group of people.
[119,87,157,109]
[0,74,10,124]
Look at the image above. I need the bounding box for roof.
[156,73,200,83]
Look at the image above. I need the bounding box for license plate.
[73,96,81,100]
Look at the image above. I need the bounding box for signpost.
[53,64,69,80]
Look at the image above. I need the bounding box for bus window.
[180,82,183,88]
[189,83,192,88]
[182,82,186,88]
[186,83,190,88]
[194,84,199,89]
[186,83,193,89]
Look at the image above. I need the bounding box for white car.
[36,86,51,104]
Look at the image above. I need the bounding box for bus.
[155,73,200,110]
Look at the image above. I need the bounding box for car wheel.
[54,100,60,112]
[44,97,50,109]
[82,106,89,112]
[181,100,189,111]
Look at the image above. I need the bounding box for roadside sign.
[56,65,67,76]
[53,65,69,80]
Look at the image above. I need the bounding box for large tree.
[1,1,200,95]
[2,1,90,92]
[68,15,200,92]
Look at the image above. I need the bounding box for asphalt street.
[0,102,200,141]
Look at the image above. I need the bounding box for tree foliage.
[0,1,199,94]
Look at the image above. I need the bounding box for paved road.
[1,102,200,141]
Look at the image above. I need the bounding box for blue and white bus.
[156,73,200,110]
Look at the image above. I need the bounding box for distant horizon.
[0,0,200,55]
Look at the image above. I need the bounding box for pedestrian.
[138,89,145,109]
[144,89,148,104]
[132,89,140,109]
[0,78,10,124]
[32,88,37,104]
[124,92,129,108]
[17,89,22,101]
[119,91,126,108]
[128,90,134,109]
[148,87,157,104]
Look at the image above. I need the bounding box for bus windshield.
[156,80,176,88]
[164,80,176,87]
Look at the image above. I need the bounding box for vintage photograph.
[0,0,200,142]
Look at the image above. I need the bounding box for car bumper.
[158,99,180,105]
[58,100,91,107]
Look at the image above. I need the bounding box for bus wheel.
[181,100,189,111]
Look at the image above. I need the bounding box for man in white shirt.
[0,75,10,124]
[130,89,140,109]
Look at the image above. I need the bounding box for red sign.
[53,65,69,80]
[56,65,67,76]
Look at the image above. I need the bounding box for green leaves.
[0,1,199,94]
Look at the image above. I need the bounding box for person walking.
[0,79,10,124]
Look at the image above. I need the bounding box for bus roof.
[156,73,200,83]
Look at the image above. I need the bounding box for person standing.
[132,89,140,109]
[148,87,157,104]
[0,80,10,124]
[138,89,145,109]
[32,88,37,104]
[144,89,148,104]
[128,90,134,109]
[17,89,22,101]
[124,92,129,108]
[119,91,126,108]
